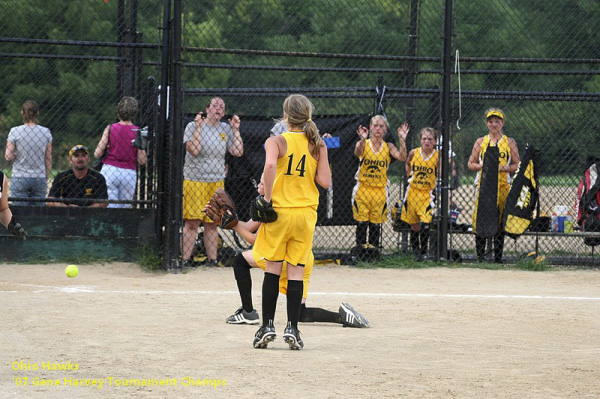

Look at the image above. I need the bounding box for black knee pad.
[233,253,252,281]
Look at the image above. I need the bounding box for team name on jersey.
[411,164,435,174]
[362,158,389,169]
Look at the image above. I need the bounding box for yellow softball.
[65,265,79,278]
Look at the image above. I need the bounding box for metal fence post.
[438,0,454,261]
[157,0,172,269]
[166,0,184,271]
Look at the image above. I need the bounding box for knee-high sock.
[494,232,505,261]
[299,303,342,324]
[475,235,487,260]
[233,253,253,312]
[419,229,430,255]
[261,272,280,326]
[368,223,381,247]
[356,222,368,246]
[410,231,420,253]
[286,280,303,328]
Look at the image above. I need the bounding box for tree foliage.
[0,0,597,173]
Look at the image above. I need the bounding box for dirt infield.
[2,262,600,398]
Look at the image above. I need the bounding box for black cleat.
[182,259,200,268]
[413,252,424,262]
[253,320,276,349]
[283,322,304,350]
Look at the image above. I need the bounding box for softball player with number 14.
[250,94,331,350]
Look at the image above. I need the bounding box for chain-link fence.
[1,0,599,266]
[0,0,161,210]
[444,1,600,265]
[179,0,600,266]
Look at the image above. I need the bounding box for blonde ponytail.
[282,94,322,158]
[305,120,323,158]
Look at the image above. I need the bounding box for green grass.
[514,256,552,271]
[351,254,554,271]
[135,244,163,272]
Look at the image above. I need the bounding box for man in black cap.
[47,145,108,207]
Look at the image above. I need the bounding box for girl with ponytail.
[251,94,331,350]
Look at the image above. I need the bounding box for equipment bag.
[474,146,499,238]
[503,143,541,238]
[575,159,600,246]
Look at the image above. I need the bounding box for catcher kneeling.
[203,178,370,330]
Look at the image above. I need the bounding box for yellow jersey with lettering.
[475,134,512,187]
[272,131,319,208]
[407,148,438,191]
[355,139,391,188]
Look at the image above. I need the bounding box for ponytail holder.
[306,118,312,123]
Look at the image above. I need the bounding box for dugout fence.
[0,0,598,267]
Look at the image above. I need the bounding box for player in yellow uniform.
[352,116,408,250]
[468,108,520,263]
[400,127,439,261]
[252,94,331,350]
[214,177,369,329]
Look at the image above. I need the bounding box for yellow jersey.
[476,134,512,186]
[355,139,391,187]
[407,148,438,191]
[272,131,319,208]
